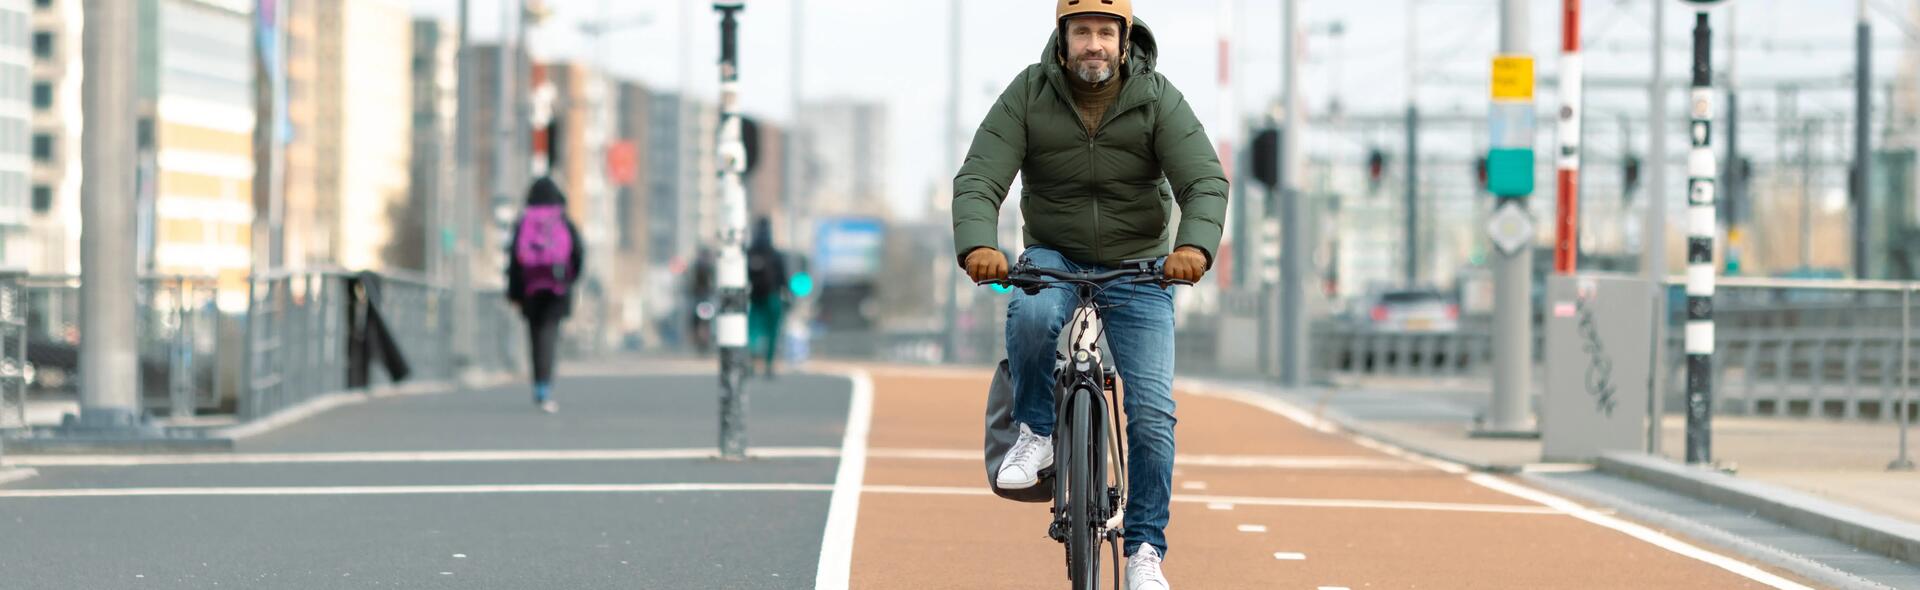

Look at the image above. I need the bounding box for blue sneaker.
[534,383,557,413]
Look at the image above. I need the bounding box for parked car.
[1363,289,1459,332]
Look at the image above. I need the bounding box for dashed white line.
[1318,586,1351,590]
[1181,481,1209,491]
[1236,524,1268,533]
[1207,502,1235,511]
[1273,552,1307,561]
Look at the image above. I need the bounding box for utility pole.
[1681,0,1727,466]
[943,0,962,363]
[1856,0,1874,279]
[789,0,805,262]
[451,0,476,381]
[76,0,143,430]
[1644,0,1670,455]
[1554,0,1582,274]
[1405,0,1420,287]
[1482,0,1535,436]
[713,2,752,459]
[1277,0,1309,386]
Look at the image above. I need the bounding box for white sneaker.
[1127,545,1171,590]
[995,423,1053,489]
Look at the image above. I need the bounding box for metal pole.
[1405,0,1420,287]
[789,0,805,274]
[1554,0,1582,275]
[1895,284,1913,470]
[1723,3,1740,274]
[1278,0,1309,386]
[943,0,962,363]
[714,2,751,459]
[1645,0,1669,456]
[1684,7,1718,466]
[1486,0,1533,435]
[1856,0,1874,279]
[77,0,143,429]
[1803,118,1816,271]
[452,0,475,381]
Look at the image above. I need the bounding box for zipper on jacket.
[1089,137,1102,264]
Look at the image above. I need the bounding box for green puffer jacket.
[951,19,1228,268]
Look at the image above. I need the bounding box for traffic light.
[1250,127,1279,190]
[1623,155,1642,196]
[740,116,761,177]
[1366,148,1386,192]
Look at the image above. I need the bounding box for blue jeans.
[1005,246,1177,558]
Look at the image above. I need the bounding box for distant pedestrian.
[746,217,789,378]
[506,176,585,413]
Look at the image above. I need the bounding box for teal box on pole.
[1488,148,1534,198]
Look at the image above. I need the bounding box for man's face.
[1064,15,1122,84]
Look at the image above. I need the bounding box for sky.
[411,0,1920,221]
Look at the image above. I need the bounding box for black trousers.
[523,297,566,385]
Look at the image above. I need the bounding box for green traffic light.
[789,272,814,298]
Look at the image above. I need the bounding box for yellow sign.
[1491,55,1535,101]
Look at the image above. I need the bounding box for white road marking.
[1181,481,1209,491]
[1172,493,1560,515]
[1207,502,1235,511]
[0,483,837,498]
[1237,524,1268,533]
[814,369,874,590]
[1468,474,1816,590]
[1520,463,1596,474]
[10,447,844,467]
[1273,552,1307,560]
[1318,586,1352,590]
[0,468,38,486]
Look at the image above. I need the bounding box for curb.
[1598,452,1920,565]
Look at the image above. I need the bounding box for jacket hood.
[1044,17,1158,77]
[527,176,566,206]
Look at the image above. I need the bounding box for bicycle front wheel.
[1067,390,1103,590]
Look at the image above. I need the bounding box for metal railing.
[1655,277,1919,424]
[0,271,26,429]
[243,270,526,422]
[0,269,531,431]
[0,274,228,422]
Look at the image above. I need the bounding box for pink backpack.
[514,205,574,297]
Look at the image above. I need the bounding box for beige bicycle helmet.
[1055,0,1133,66]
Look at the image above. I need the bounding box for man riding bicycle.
[952,1,1227,588]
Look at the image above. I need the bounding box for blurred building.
[283,0,411,272]
[796,100,886,218]
[536,61,617,350]
[0,1,27,264]
[25,0,75,274]
[143,0,256,298]
[406,17,458,280]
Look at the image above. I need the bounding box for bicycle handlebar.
[978,262,1194,292]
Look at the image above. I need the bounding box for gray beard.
[1074,62,1113,84]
